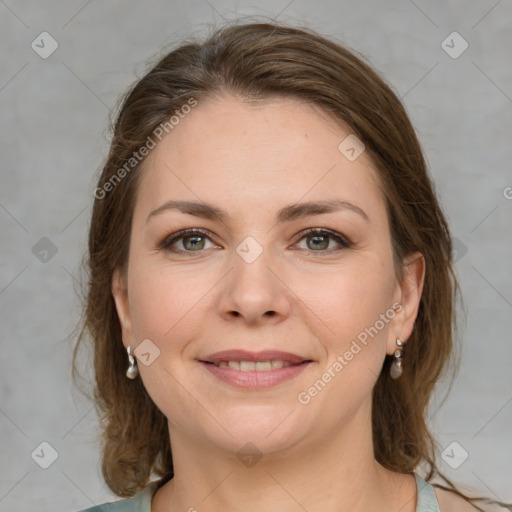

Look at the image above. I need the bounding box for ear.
[386,251,426,355]
[112,266,134,350]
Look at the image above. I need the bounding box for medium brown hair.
[73,19,505,509]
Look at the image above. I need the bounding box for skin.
[112,94,428,512]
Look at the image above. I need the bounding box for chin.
[203,405,310,457]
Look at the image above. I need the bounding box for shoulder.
[73,484,155,512]
[433,487,482,512]
[75,499,133,512]
[75,483,157,512]
[75,502,124,512]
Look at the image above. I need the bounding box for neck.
[151,401,416,512]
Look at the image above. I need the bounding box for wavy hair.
[73,19,507,509]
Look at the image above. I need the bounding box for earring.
[390,338,405,379]
[126,346,139,379]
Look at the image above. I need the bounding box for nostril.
[265,311,276,317]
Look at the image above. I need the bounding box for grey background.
[1,1,511,511]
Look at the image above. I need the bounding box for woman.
[73,21,505,512]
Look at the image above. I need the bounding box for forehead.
[134,95,386,224]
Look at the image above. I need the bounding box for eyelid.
[156,228,216,252]
[291,227,352,250]
[157,227,352,253]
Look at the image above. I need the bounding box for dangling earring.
[126,346,139,379]
[390,338,404,379]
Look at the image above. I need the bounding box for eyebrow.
[146,198,369,224]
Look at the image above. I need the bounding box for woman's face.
[113,95,423,457]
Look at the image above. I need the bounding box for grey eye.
[182,234,207,251]
[306,234,330,250]
[294,229,350,252]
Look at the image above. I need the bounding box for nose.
[216,243,292,325]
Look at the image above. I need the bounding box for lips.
[200,349,310,365]
[198,349,313,389]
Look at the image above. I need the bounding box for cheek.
[301,258,393,335]
[299,260,395,392]
[127,260,212,345]
[291,262,395,423]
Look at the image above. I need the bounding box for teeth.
[214,360,293,371]
[240,361,255,371]
[255,361,271,371]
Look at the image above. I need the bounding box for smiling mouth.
[198,349,313,388]
[199,358,313,389]
[201,360,311,371]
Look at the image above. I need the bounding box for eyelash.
[156,227,352,255]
